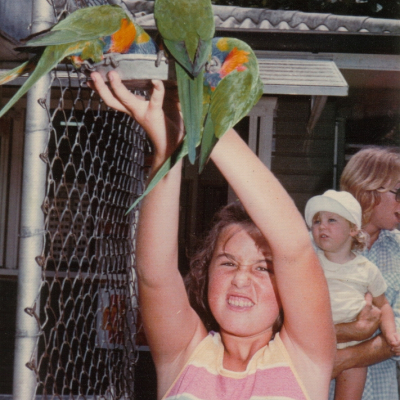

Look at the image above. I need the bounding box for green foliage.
[211,0,400,19]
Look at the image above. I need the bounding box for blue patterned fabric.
[329,229,400,400]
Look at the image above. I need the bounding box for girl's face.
[207,224,280,339]
[367,181,400,233]
[312,211,356,256]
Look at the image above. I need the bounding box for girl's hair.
[184,202,283,335]
[340,147,400,225]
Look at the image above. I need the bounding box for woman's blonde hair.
[340,147,400,225]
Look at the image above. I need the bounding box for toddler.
[305,190,400,400]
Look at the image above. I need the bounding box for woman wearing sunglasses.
[330,146,400,400]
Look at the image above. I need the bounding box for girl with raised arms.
[89,71,336,400]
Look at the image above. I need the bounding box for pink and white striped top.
[163,331,310,400]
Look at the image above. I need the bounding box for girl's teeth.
[228,297,253,307]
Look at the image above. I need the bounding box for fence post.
[12,0,55,398]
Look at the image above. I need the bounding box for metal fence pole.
[12,0,55,398]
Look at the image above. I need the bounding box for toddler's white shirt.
[317,250,387,324]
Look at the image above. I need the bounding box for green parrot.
[126,37,263,213]
[0,4,158,118]
[199,37,264,172]
[154,0,215,164]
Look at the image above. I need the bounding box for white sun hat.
[304,190,362,229]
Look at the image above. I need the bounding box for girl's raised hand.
[89,71,183,161]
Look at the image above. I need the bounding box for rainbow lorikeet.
[199,37,264,171]
[126,37,263,213]
[0,4,158,118]
[154,0,215,164]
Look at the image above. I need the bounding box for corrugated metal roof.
[127,1,400,34]
[259,59,348,96]
[1,2,399,62]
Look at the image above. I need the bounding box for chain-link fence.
[17,1,149,398]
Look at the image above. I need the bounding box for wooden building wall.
[272,96,338,214]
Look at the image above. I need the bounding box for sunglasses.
[387,188,400,203]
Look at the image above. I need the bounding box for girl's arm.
[210,129,336,398]
[89,74,207,395]
[373,294,400,354]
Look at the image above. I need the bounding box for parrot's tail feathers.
[199,113,218,173]
[176,64,203,164]
[0,69,48,119]
[126,138,189,214]
[0,57,38,86]
[0,44,74,118]
[193,39,212,77]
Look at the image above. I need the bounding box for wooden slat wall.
[272,96,337,214]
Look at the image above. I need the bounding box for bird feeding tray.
[81,53,177,90]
